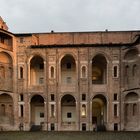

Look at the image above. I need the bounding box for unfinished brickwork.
[0,17,140,131]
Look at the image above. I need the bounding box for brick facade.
[0,17,140,131]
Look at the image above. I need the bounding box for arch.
[92,54,107,84]
[60,54,76,84]
[124,92,139,130]
[0,93,14,125]
[124,48,139,61]
[61,94,76,124]
[125,92,138,102]
[30,95,45,126]
[0,51,13,64]
[92,94,107,128]
[30,55,44,85]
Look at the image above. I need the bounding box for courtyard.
[0,131,140,140]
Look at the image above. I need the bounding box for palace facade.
[0,17,140,131]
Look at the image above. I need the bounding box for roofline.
[0,28,14,36]
[30,35,140,49]
[13,29,140,35]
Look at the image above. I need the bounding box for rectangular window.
[82,123,86,131]
[51,94,55,101]
[20,67,23,79]
[67,112,72,118]
[114,123,118,131]
[51,105,55,117]
[113,65,118,78]
[20,105,24,117]
[40,112,44,118]
[51,123,55,131]
[114,104,118,117]
[19,94,24,101]
[82,94,86,101]
[114,93,118,101]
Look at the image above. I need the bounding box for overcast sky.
[0,0,140,33]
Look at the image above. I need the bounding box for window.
[81,104,86,117]
[40,112,44,118]
[19,94,24,101]
[114,104,118,117]
[20,105,24,117]
[125,104,129,116]
[82,123,86,131]
[113,65,118,78]
[50,66,54,78]
[114,123,118,131]
[82,94,86,101]
[133,104,137,116]
[51,94,55,101]
[67,112,72,118]
[20,67,23,79]
[51,123,55,131]
[82,66,86,78]
[114,93,118,101]
[125,65,129,76]
[1,104,5,116]
[51,105,55,117]
[132,64,137,76]
[66,63,71,69]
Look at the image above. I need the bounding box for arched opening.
[61,94,76,124]
[30,56,44,85]
[0,94,14,125]
[124,92,139,130]
[50,66,55,78]
[92,54,107,84]
[81,66,86,78]
[124,49,139,61]
[30,95,45,126]
[92,94,107,129]
[0,52,13,91]
[61,55,76,85]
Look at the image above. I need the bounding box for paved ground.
[0,131,140,140]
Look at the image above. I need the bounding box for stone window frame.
[49,65,55,79]
[81,65,87,78]
[112,65,119,78]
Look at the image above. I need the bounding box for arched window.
[81,66,86,78]
[20,67,23,79]
[92,54,107,84]
[81,104,86,117]
[50,66,55,78]
[132,64,137,76]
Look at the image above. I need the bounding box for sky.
[0,0,140,33]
